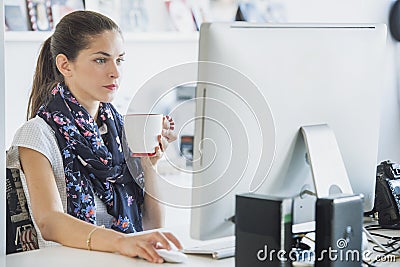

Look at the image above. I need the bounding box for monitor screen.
[191,23,387,240]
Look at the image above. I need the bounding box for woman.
[6,10,180,263]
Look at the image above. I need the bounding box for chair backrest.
[6,168,39,254]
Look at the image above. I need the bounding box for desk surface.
[6,246,234,267]
[6,223,400,267]
[6,225,234,267]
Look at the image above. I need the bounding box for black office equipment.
[389,0,400,41]
[315,194,363,267]
[235,193,293,267]
[373,160,400,228]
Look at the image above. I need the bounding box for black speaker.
[389,0,400,41]
[235,193,293,267]
[315,194,363,267]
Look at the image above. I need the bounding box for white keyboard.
[182,236,235,259]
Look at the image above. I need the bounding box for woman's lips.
[104,84,118,90]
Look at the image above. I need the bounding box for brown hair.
[27,10,122,120]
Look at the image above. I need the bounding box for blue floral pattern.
[38,83,144,233]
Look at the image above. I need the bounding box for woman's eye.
[95,58,106,64]
[117,58,125,65]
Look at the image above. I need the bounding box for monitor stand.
[291,124,354,234]
[300,124,353,198]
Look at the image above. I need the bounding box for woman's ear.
[55,54,72,77]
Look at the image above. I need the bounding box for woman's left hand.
[142,116,177,166]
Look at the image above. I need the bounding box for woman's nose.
[109,62,121,79]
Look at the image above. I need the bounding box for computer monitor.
[190,23,387,240]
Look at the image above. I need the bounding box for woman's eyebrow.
[92,51,111,57]
[91,51,126,57]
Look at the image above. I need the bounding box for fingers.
[157,135,168,152]
[117,231,183,263]
[161,116,177,149]
[163,115,175,131]
[162,116,177,141]
[137,246,163,264]
[141,242,164,264]
[154,145,163,158]
[162,129,177,142]
[116,235,163,263]
[152,231,171,250]
[163,232,183,250]
[133,152,156,157]
[119,232,170,263]
[137,232,179,263]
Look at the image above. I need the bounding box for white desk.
[6,242,400,267]
[5,223,400,267]
[5,224,234,267]
[6,246,234,267]
[361,224,400,267]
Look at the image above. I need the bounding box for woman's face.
[64,30,125,114]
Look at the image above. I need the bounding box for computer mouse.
[156,249,188,263]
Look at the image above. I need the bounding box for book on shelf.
[165,0,197,33]
[26,0,53,31]
[50,0,85,27]
[189,0,211,31]
[5,0,85,32]
[4,0,30,31]
[85,0,121,26]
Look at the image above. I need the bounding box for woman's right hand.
[115,231,182,263]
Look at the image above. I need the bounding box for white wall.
[1,2,6,258]
[280,0,400,162]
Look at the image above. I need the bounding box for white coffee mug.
[124,114,163,157]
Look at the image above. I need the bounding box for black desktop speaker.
[389,0,400,41]
[235,193,293,267]
[315,194,363,267]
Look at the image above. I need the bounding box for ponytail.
[27,36,59,120]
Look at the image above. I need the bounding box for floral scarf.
[38,83,144,233]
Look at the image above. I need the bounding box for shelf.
[124,32,199,42]
[5,31,52,42]
[5,31,199,43]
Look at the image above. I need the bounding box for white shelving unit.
[4,31,198,42]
